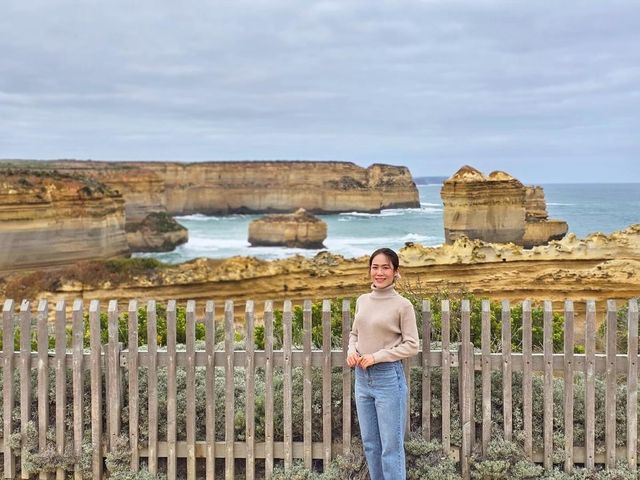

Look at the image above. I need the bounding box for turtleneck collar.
[370,283,397,298]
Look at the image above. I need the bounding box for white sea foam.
[547,202,575,206]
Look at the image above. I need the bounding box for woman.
[347,247,419,480]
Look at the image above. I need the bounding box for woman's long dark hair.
[368,247,399,271]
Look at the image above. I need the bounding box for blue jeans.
[355,360,407,480]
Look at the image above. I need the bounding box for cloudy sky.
[1,1,639,183]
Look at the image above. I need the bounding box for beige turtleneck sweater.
[347,284,419,364]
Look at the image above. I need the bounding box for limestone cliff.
[3,225,639,332]
[441,166,568,247]
[126,212,188,252]
[0,169,129,271]
[8,160,420,218]
[248,208,327,248]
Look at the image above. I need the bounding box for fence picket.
[460,300,472,480]
[303,299,313,469]
[322,300,332,468]
[147,300,159,475]
[264,301,274,478]
[186,300,197,480]
[481,299,491,456]
[245,300,256,479]
[585,300,596,469]
[422,300,432,440]
[89,300,103,479]
[502,300,512,442]
[107,300,121,449]
[19,300,31,480]
[71,299,84,480]
[605,300,617,469]
[522,300,533,459]
[543,300,553,470]
[224,300,235,479]
[37,299,50,480]
[627,299,639,470]
[2,299,16,479]
[341,299,352,455]
[564,300,575,472]
[128,300,140,471]
[205,300,216,480]
[442,300,451,454]
[167,300,178,479]
[54,300,66,480]
[283,300,293,470]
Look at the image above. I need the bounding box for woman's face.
[369,253,396,289]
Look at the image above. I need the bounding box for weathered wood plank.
[605,300,617,469]
[564,300,575,473]
[264,301,274,478]
[481,299,491,456]
[147,300,159,475]
[585,300,596,469]
[342,299,352,455]
[186,300,197,480]
[224,300,235,479]
[127,300,140,471]
[283,300,293,470]
[89,300,103,479]
[522,300,533,460]
[460,300,472,480]
[442,300,451,453]
[422,300,432,440]
[627,299,638,470]
[303,299,313,469]
[71,299,84,480]
[502,300,512,442]
[55,300,67,480]
[107,300,121,449]
[37,300,50,480]
[2,299,16,479]
[166,300,178,480]
[543,300,553,470]
[245,300,256,479]
[322,300,332,469]
[19,300,31,480]
[204,300,216,480]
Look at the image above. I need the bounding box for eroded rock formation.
[3,225,639,333]
[126,212,188,252]
[441,166,568,247]
[0,170,129,272]
[248,208,327,248]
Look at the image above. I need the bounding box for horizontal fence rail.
[0,297,638,480]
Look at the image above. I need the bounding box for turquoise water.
[137,183,640,263]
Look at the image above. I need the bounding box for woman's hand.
[358,354,375,369]
[347,352,361,368]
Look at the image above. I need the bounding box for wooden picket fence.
[0,297,639,480]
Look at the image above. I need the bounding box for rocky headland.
[248,208,327,248]
[441,165,568,247]
[4,159,420,220]
[3,225,639,332]
[0,169,129,272]
[125,212,188,252]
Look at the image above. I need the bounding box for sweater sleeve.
[371,300,419,364]
[347,297,361,356]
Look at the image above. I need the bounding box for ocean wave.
[177,213,220,222]
[185,237,251,249]
[547,202,575,206]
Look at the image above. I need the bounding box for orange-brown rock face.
[441,166,568,247]
[27,160,419,216]
[248,208,327,248]
[126,212,188,252]
[0,170,129,272]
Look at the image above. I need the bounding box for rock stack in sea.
[248,208,327,248]
[441,165,568,247]
[125,211,188,252]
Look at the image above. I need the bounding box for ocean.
[137,183,640,264]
